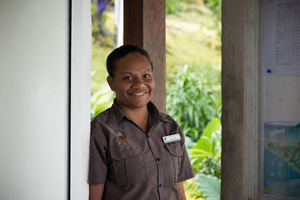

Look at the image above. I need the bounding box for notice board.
[261,0,300,199]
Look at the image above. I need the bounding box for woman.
[89,45,194,200]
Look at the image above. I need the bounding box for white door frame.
[70,0,91,199]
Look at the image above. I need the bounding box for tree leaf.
[197,174,220,200]
[192,118,220,153]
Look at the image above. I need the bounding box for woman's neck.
[123,107,149,133]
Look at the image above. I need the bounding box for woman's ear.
[107,76,115,91]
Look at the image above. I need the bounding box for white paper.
[263,0,300,76]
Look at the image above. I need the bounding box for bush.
[166,64,221,142]
[190,118,221,178]
[196,174,221,200]
[166,64,221,199]
[185,118,222,200]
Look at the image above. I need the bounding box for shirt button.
[159,184,162,187]
[156,158,160,161]
[147,135,150,138]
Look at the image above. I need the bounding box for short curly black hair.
[106,45,153,77]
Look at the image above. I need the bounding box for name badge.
[162,133,181,143]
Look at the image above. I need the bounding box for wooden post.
[124,0,166,112]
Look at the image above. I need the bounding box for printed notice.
[262,121,300,199]
[263,0,300,75]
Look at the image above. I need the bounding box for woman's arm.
[177,181,187,200]
[89,184,105,200]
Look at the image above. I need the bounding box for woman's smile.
[129,91,149,96]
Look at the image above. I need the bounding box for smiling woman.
[88,45,194,200]
[107,52,155,116]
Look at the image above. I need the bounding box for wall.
[0,1,69,199]
[0,0,90,199]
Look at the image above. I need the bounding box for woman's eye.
[144,74,150,78]
[124,76,132,80]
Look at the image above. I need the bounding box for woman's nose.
[132,78,144,87]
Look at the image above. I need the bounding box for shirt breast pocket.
[165,142,183,182]
[110,141,147,186]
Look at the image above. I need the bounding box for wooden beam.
[123,0,143,47]
[124,0,166,112]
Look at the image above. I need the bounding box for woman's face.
[107,52,155,112]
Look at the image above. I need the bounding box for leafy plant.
[184,178,205,200]
[91,85,114,120]
[166,64,221,142]
[189,117,221,178]
[186,118,221,200]
[196,174,220,200]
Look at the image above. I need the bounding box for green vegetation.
[91,4,115,95]
[184,118,221,200]
[166,65,221,142]
[166,5,221,74]
[91,0,222,199]
[197,173,221,200]
[190,118,221,178]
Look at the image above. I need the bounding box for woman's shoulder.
[91,107,113,126]
[159,112,179,125]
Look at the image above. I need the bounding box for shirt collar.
[108,99,169,124]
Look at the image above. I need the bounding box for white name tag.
[162,133,181,143]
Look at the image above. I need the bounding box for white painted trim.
[70,0,91,199]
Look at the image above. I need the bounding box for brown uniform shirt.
[89,100,194,200]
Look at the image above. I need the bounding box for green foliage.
[184,178,205,200]
[196,174,221,200]
[91,85,114,120]
[204,0,221,21]
[166,64,221,142]
[166,0,189,14]
[185,118,221,200]
[91,4,115,95]
[91,44,113,94]
[203,0,222,45]
[91,3,115,47]
[166,0,221,16]
[190,118,221,178]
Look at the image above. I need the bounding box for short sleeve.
[88,122,108,184]
[176,128,195,182]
